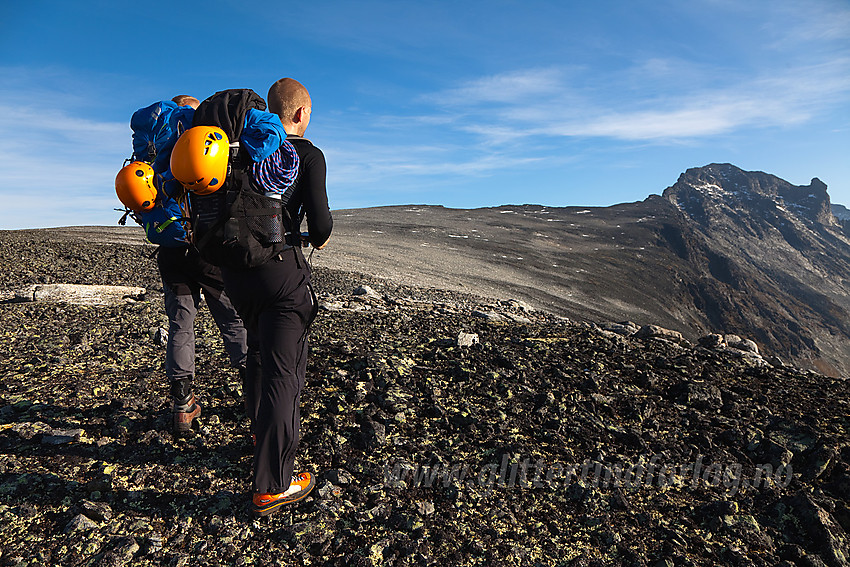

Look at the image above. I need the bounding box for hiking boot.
[252,472,315,516]
[172,393,201,435]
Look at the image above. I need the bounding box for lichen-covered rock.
[79,500,113,523]
[471,309,508,323]
[726,334,760,355]
[65,513,99,533]
[670,380,723,410]
[456,332,479,347]
[784,492,850,567]
[698,333,725,348]
[352,285,382,300]
[601,321,639,336]
[636,324,685,343]
[324,469,354,486]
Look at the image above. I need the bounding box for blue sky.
[1,0,848,229]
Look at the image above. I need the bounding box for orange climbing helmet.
[170,125,229,195]
[115,161,158,211]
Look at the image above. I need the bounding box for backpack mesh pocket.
[240,191,283,245]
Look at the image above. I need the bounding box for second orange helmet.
[115,161,158,211]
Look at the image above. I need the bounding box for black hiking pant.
[221,247,318,494]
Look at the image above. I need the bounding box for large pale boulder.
[14,284,146,306]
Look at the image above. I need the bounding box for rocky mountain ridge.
[832,204,850,221]
[832,204,850,234]
[307,164,850,377]
[657,164,850,377]
[664,164,836,227]
[24,163,850,377]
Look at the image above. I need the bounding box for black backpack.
[188,89,298,269]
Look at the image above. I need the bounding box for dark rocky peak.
[662,163,836,227]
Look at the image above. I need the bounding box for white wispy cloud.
[0,101,128,229]
[432,68,576,105]
[317,46,849,206]
[325,142,543,186]
[427,58,850,143]
[759,0,850,45]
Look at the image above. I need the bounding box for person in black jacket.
[221,78,332,516]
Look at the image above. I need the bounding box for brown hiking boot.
[172,393,201,435]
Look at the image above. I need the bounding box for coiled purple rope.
[251,140,299,194]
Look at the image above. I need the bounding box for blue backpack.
[118,101,194,247]
[130,101,194,171]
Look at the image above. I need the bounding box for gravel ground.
[1,229,849,567]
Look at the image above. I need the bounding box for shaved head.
[267,78,311,124]
[172,95,200,109]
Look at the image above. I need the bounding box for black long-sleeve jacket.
[285,135,333,248]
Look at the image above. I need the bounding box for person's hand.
[299,232,329,249]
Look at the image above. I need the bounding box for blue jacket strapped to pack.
[241,108,288,162]
[241,109,299,194]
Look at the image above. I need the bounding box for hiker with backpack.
[115,95,248,436]
[169,79,332,516]
[238,78,332,515]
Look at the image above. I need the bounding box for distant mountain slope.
[320,164,850,376]
[660,164,850,376]
[18,165,849,376]
[833,203,850,234]
[831,203,850,221]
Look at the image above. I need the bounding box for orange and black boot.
[252,472,316,516]
[171,379,201,435]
